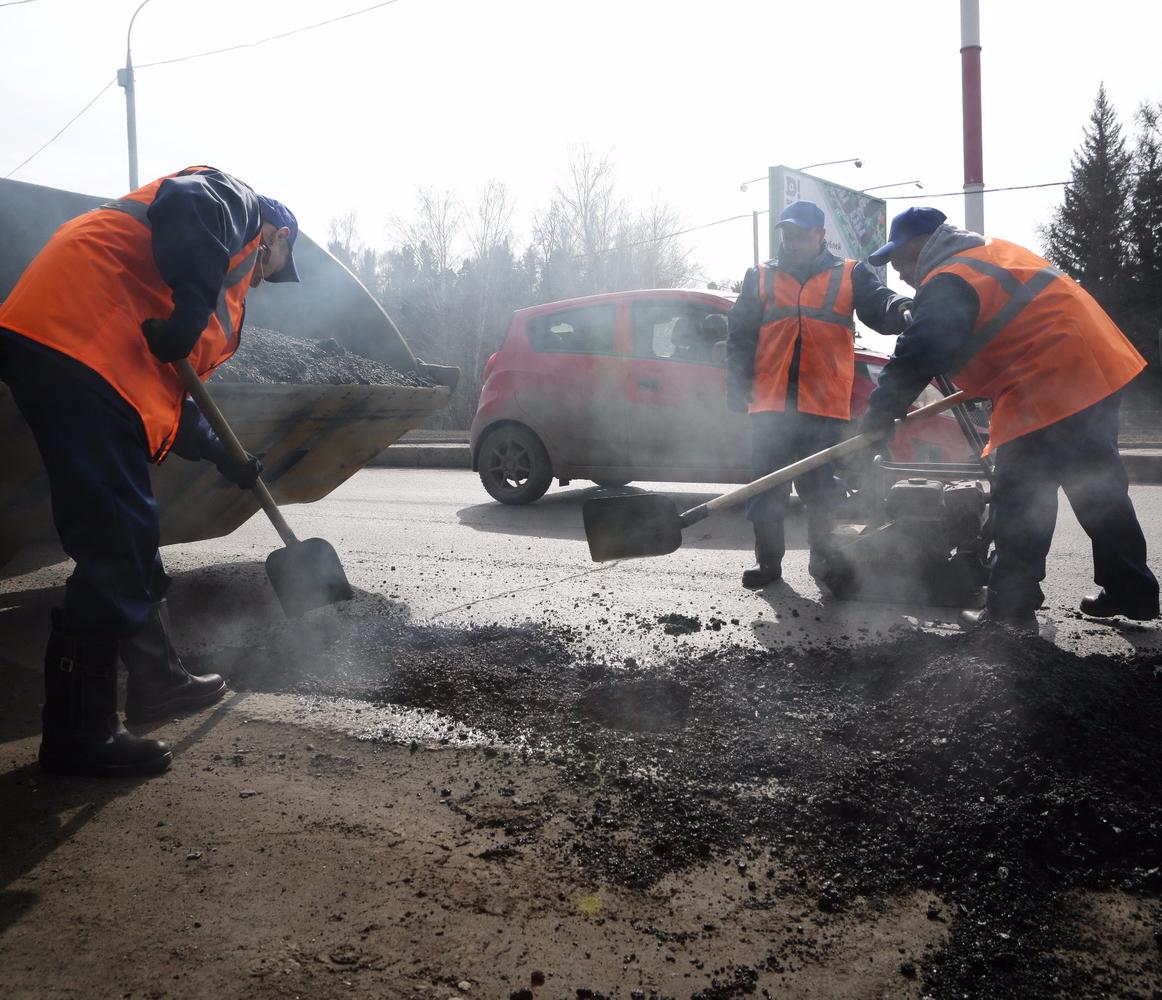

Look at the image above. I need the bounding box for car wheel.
[478,425,553,505]
[593,479,631,489]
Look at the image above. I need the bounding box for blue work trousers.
[0,330,163,639]
[988,392,1159,616]
[746,409,846,558]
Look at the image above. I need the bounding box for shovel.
[583,390,967,562]
[175,359,354,616]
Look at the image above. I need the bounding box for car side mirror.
[711,340,727,366]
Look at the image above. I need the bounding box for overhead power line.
[884,180,1070,200]
[571,177,1094,260]
[5,0,408,178]
[137,0,406,69]
[570,214,757,259]
[5,76,117,178]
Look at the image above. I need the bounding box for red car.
[470,289,974,504]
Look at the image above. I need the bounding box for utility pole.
[960,0,985,234]
[118,0,154,190]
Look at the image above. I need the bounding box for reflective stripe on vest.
[924,238,1145,453]
[759,261,855,330]
[0,166,262,461]
[751,260,856,420]
[94,197,258,343]
[943,254,1064,372]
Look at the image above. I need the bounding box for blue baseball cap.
[868,206,947,266]
[256,194,300,283]
[775,199,826,230]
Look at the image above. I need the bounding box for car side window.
[527,305,616,355]
[631,302,729,366]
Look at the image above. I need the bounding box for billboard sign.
[768,166,888,275]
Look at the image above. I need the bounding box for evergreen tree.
[1124,101,1162,393]
[1041,84,1133,317]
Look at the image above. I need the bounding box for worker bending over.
[0,165,300,775]
[860,207,1158,633]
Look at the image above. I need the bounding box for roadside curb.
[370,443,472,469]
[1121,450,1162,485]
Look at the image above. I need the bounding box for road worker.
[860,206,1159,632]
[726,199,913,589]
[0,165,299,775]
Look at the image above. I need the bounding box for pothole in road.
[575,678,691,732]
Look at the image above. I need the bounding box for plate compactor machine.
[818,381,995,608]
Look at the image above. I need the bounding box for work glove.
[859,409,898,445]
[726,383,752,414]
[210,445,263,490]
[889,298,914,331]
[141,317,203,363]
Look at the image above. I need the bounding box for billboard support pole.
[751,211,760,268]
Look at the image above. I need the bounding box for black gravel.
[209,325,432,386]
[190,587,1162,999]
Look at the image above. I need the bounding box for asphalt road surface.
[6,467,1158,660]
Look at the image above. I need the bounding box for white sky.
[3,0,1161,322]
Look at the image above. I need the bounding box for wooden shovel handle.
[705,390,968,514]
[174,359,299,547]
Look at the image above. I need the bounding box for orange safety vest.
[925,238,1145,454]
[752,259,856,419]
[0,166,262,461]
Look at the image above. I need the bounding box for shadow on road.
[0,558,410,936]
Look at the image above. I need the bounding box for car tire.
[592,479,631,489]
[478,425,553,505]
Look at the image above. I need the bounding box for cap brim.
[867,242,898,266]
[774,219,821,230]
[264,253,299,283]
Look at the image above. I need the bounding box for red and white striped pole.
[960,0,985,234]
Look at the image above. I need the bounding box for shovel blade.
[265,537,354,617]
[582,494,685,562]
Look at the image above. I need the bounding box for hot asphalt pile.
[192,594,1162,1000]
[209,325,433,386]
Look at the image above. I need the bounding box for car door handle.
[637,378,660,390]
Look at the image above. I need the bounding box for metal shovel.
[582,391,967,562]
[175,360,354,616]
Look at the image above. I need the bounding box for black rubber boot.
[123,599,226,723]
[1079,588,1160,621]
[959,607,1039,636]
[742,520,783,590]
[39,620,172,777]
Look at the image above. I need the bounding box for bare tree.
[326,209,380,292]
[466,180,514,263]
[392,188,463,274]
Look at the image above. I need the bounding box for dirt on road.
[2,563,1161,999]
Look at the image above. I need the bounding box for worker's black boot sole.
[125,676,226,724]
[1079,589,1160,621]
[959,608,1039,636]
[39,741,173,777]
[40,619,172,778]
[742,566,781,590]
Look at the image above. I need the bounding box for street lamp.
[860,180,923,194]
[117,0,155,190]
[739,157,862,192]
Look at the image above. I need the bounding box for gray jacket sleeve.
[865,273,981,420]
[725,267,761,394]
[851,261,912,336]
